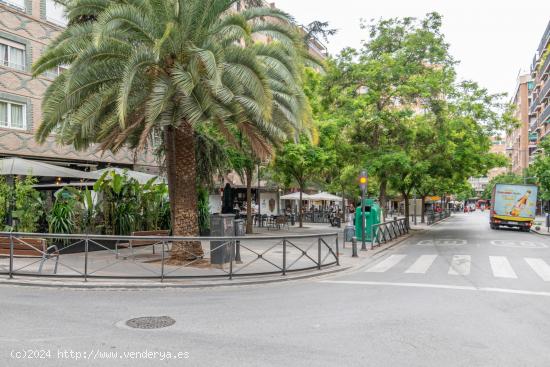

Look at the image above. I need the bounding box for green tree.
[12,176,43,233]
[482,173,525,200]
[529,136,550,203]
[272,138,328,227]
[34,0,311,260]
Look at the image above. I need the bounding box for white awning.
[280,192,312,200]
[0,157,95,179]
[91,167,165,185]
[309,192,342,201]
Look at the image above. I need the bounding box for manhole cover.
[125,316,175,329]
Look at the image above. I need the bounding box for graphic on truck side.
[493,184,538,219]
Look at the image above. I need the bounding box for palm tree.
[33,0,313,261]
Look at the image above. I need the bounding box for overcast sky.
[274,0,550,98]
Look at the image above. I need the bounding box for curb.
[0,266,350,290]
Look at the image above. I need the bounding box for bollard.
[235,240,242,264]
[352,237,358,257]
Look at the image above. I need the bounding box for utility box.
[210,214,235,265]
[355,199,381,241]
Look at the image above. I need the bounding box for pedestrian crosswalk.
[365,254,550,282]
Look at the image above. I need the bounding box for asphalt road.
[2,212,550,366]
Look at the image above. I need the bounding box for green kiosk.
[355,198,381,241]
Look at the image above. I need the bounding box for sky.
[273,0,550,98]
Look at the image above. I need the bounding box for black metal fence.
[426,210,451,225]
[0,232,339,281]
[370,218,409,249]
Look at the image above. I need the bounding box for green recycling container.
[355,198,380,241]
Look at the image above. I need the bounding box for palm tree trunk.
[245,166,253,234]
[165,124,203,261]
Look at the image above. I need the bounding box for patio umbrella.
[91,167,165,185]
[0,157,95,179]
[280,192,312,200]
[309,192,342,201]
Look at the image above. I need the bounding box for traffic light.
[359,170,368,192]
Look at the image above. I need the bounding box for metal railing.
[0,232,339,281]
[427,210,451,225]
[370,218,409,249]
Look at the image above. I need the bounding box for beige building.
[0,0,158,173]
[506,73,534,175]
[488,135,506,180]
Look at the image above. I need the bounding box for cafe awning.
[91,167,165,185]
[0,157,95,180]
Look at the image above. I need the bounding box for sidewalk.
[0,221,423,289]
[532,216,550,235]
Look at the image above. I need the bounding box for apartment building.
[0,0,161,173]
[506,73,534,174]
[528,20,550,159]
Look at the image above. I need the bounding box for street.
[2,212,550,366]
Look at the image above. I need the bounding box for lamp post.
[359,171,368,251]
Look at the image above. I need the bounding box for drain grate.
[125,316,176,329]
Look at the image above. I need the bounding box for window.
[0,100,26,129]
[0,0,26,11]
[0,38,25,71]
[46,0,67,26]
[43,64,68,79]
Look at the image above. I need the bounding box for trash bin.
[546,213,550,229]
[234,219,245,237]
[290,214,295,226]
[210,214,235,265]
[355,199,381,241]
[344,225,355,242]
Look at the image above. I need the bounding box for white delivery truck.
[490,183,538,232]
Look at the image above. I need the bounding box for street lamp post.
[359,171,368,251]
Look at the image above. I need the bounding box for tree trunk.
[299,186,304,228]
[403,193,410,227]
[379,177,387,221]
[421,196,426,223]
[165,124,203,261]
[341,189,346,222]
[245,166,253,235]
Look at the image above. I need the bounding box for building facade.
[528,20,550,163]
[0,0,158,173]
[506,73,534,174]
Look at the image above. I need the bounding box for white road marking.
[489,256,517,279]
[365,254,406,273]
[320,280,550,298]
[448,255,471,275]
[405,255,438,274]
[525,258,550,281]
[415,239,467,246]
[491,240,547,249]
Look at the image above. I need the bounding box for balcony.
[530,94,539,115]
[540,104,550,125]
[541,78,550,102]
[538,21,550,54]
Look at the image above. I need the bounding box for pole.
[257,163,261,218]
[361,186,366,251]
[413,194,417,225]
